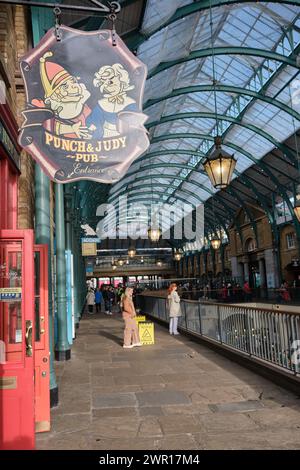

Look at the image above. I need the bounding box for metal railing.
[135,279,300,305]
[137,295,300,376]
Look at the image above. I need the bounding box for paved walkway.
[37,310,300,450]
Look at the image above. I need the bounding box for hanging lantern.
[294,189,300,222]
[211,236,221,250]
[128,247,136,258]
[148,227,162,242]
[203,136,236,189]
[117,259,124,266]
[294,202,300,222]
[156,259,163,267]
[174,250,182,261]
[112,264,117,271]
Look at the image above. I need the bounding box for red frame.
[34,244,50,433]
[0,229,35,450]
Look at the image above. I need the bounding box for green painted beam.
[109,183,205,205]
[129,1,300,50]
[235,173,275,226]
[121,192,234,223]
[227,185,258,245]
[108,173,213,204]
[144,84,300,121]
[146,113,296,163]
[111,162,268,210]
[121,161,207,181]
[242,170,277,193]
[148,133,257,165]
[266,152,298,182]
[104,193,229,241]
[148,47,298,79]
[106,182,236,224]
[134,149,205,165]
[145,38,300,212]
[105,183,237,224]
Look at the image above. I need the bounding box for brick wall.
[14,6,35,229]
[0,5,35,229]
[0,5,17,113]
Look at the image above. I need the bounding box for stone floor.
[36,309,300,450]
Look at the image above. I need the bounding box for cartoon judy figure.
[87,63,137,139]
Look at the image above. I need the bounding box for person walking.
[221,283,228,302]
[122,287,142,349]
[167,283,182,335]
[279,281,291,303]
[102,285,110,314]
[86,288,95,315]
[106,286,115,315]
[95,288,103,313]
[243,281,252,302]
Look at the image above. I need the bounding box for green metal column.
[73,226,81,327]
[31,2,59,407]
[220,244,225,278]
[65,187,72,252]
[35,165,58,407]
[65,186,77,334]
[55,184,71,361]
[78,228,86,315]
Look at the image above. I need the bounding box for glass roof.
[107,1,300,235]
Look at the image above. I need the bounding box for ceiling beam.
[144,84,300,121]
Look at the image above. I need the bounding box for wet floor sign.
[139,322,154,345]
[135,315,146,323]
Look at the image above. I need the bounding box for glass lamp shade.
[156,259,163,267]
[174,251,182,261]
[203,137,236,189]
[111,263,117,270]
[117,259,124,266]
[128,248,136,258]
[211,237,221,250]
[148,227,162,242]
[294,199,300,222]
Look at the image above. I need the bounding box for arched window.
[244,212,250,224]
[245,238,257,252]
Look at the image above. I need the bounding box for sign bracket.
[0,0,121,15]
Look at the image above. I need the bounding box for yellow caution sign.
[135,315,146,323]
[139,322,154,345]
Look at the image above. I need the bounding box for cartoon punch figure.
[35,51,91,139]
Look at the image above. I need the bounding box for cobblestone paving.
[36,310,300,450]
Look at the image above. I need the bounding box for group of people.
[86,284,125,315]
[85,282,183,348]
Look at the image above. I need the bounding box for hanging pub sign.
[18,25,149,183]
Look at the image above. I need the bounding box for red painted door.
[34,244,50,433]
[0,229,35,450]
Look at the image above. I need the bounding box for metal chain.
[54,6,62,41]
[209,0,219,136]
[108,5,117,47]
[288,84,300,183]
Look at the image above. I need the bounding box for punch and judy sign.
[18,26,149,183]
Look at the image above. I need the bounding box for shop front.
[0,104,50,449]
[0,104,20,230]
